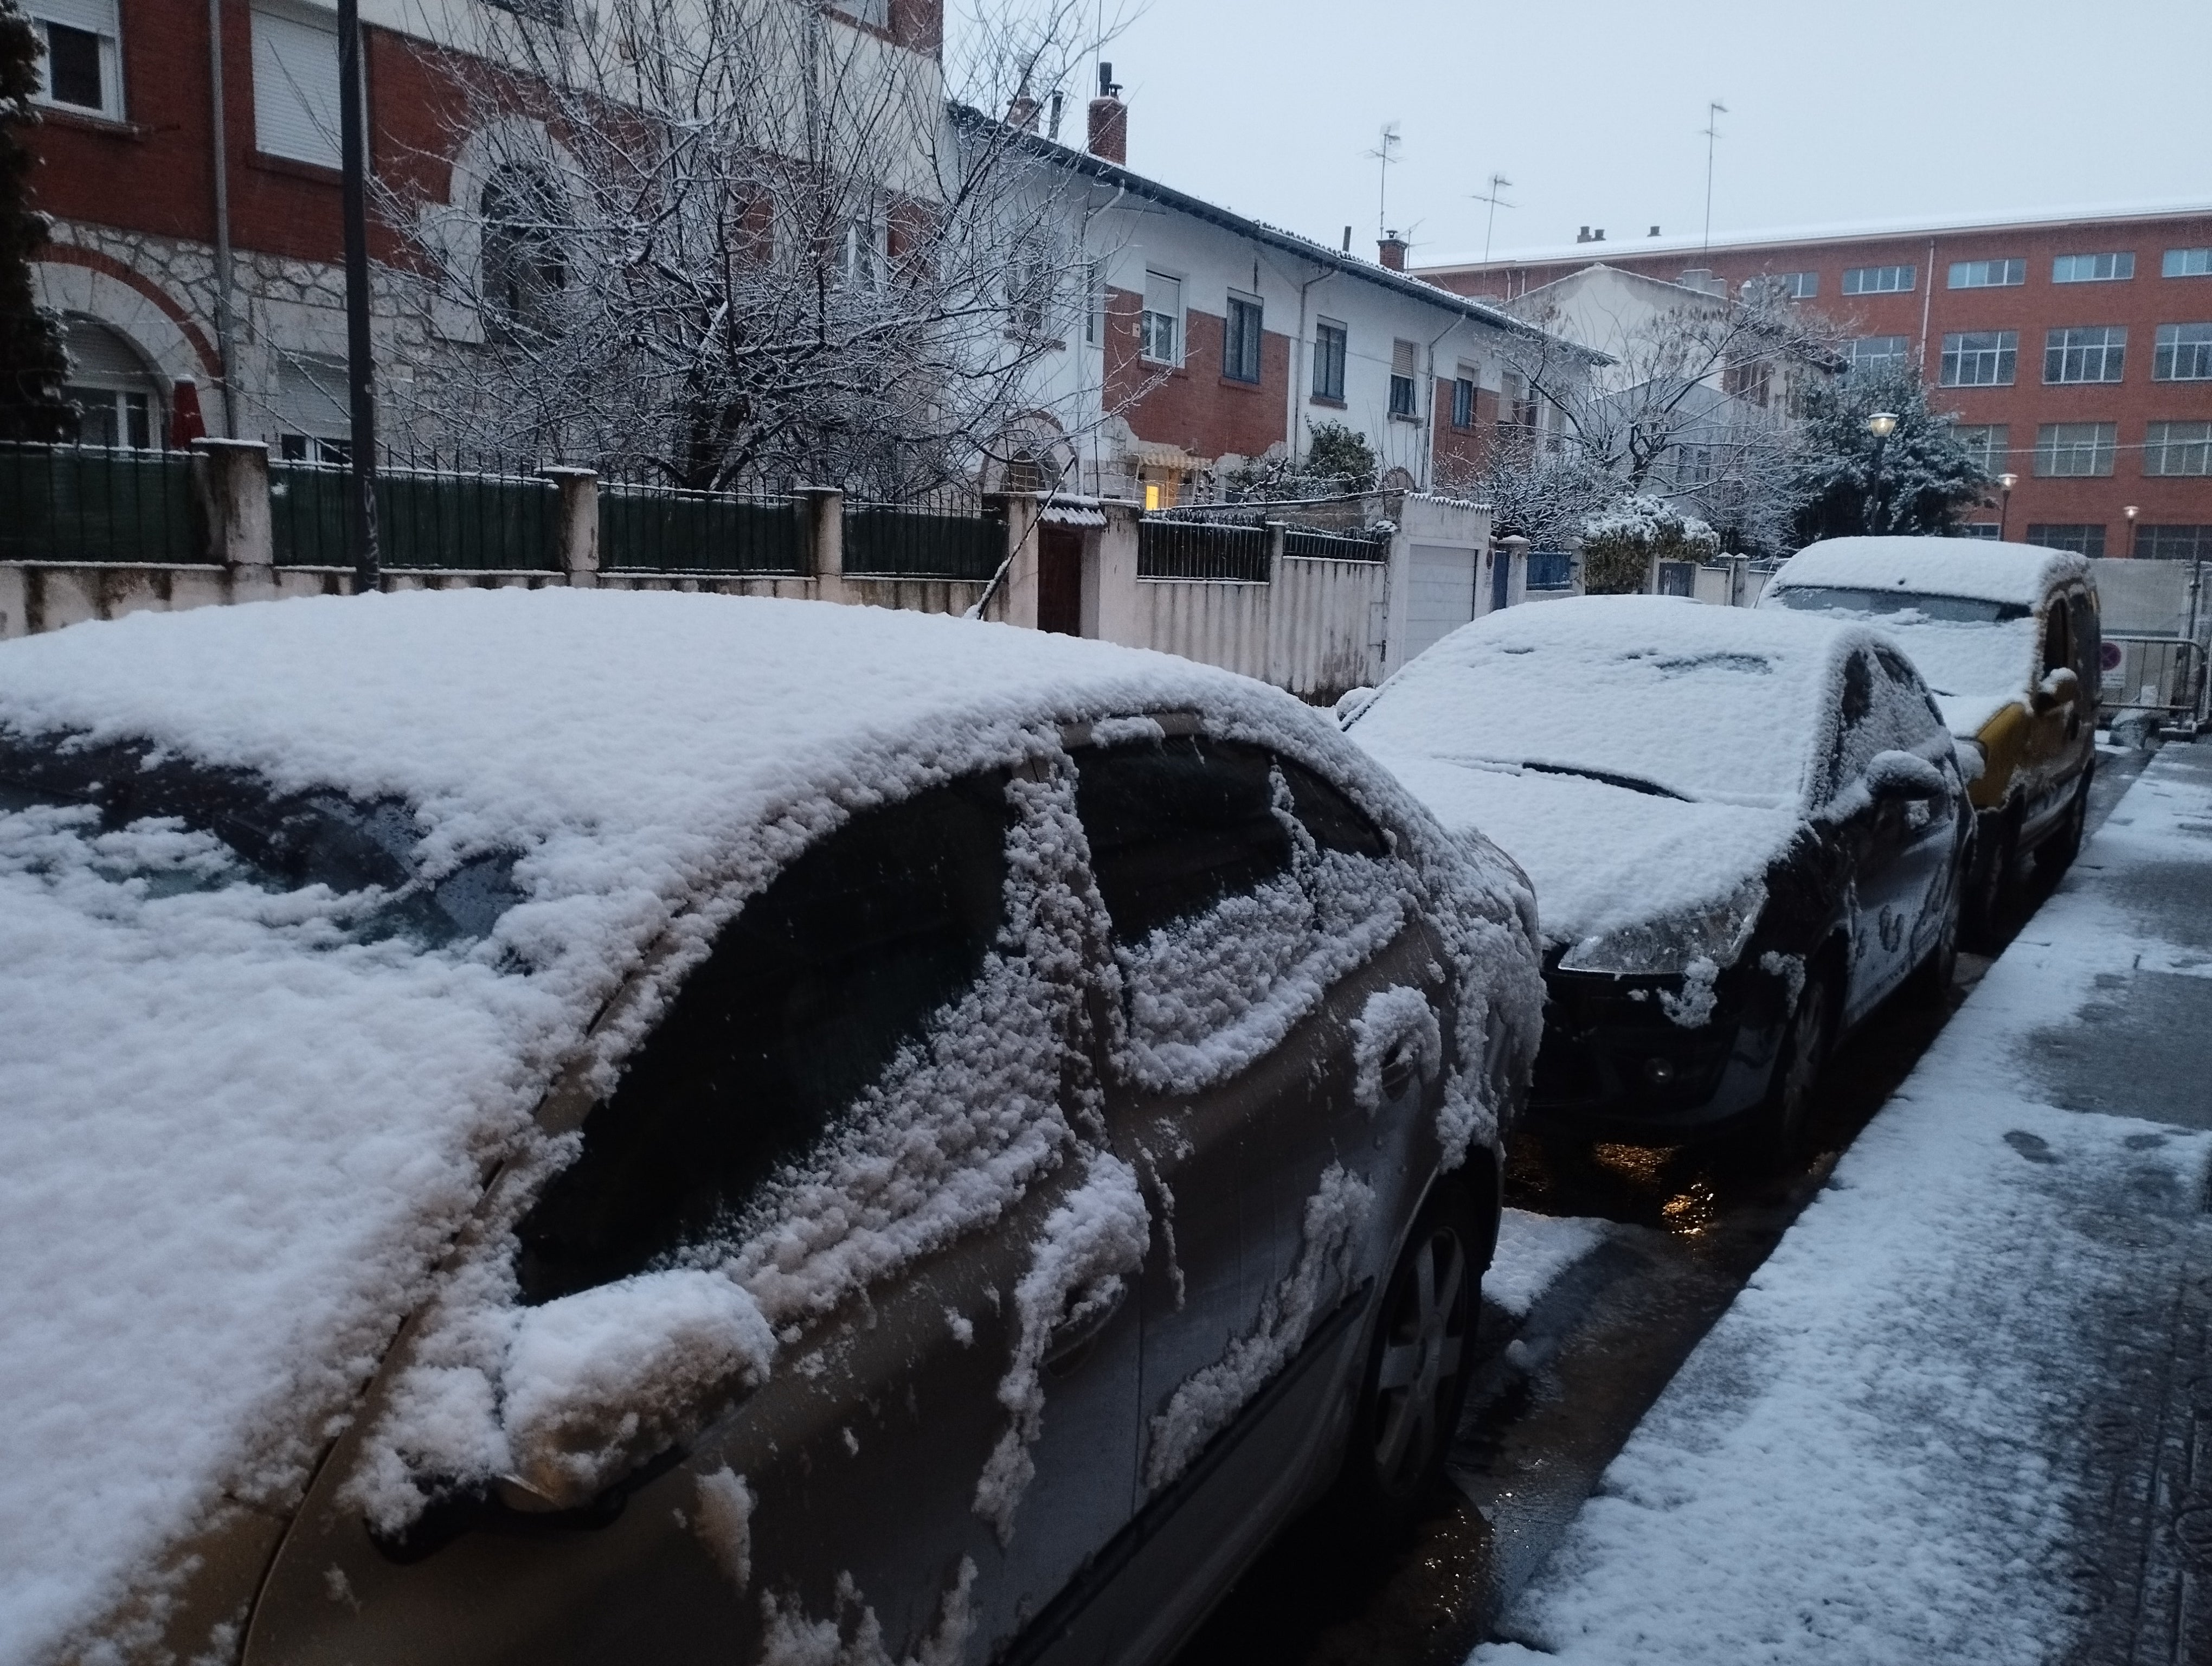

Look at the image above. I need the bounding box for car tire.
[1963,809,2020,952]
[2035,769,2093,876]
[1326,1177,1484,1540]
[1749,963,1835,1168]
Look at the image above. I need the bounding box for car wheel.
[1963,810,2019,951]
[1751,965,1834,1167]
[2035,770,2092,875]
[1328,1178,1483,1538]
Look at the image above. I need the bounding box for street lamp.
[1864,411,1900,533]
[2124,503,2139,557]
[1998,471,2017,541]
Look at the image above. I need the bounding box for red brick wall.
[1430,377,1494,489]
[1102,285,1291,462]
[1424,214,2212,551]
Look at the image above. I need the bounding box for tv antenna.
[1701,100,1727,251]
[1367,122,1402,240]
[1473,172,1514,262]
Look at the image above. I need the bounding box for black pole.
[337,0,379,592]
[1866,432,1890,535]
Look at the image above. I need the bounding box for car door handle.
[1043,1280,1130,1376]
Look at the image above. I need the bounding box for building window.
[1451,374,1476,428]
[1777,271,1817,299]
[2025,524,2106,557]
[1723,357,1772,405]
[60,316,160,447]
[1841,264,1914,295]
[1083,263,1102,347]
[2152,323,2212,381]
[1388,339,1417,419]
[2052,252,2136,284]
[2136,525,2212,560]
[252,5,343,168]
[1939,329,2017,387]
[2034,422,2117,477]
[824,0,891,23]
[2163,248,2212,279]
[481,167,567,342]
[28,0,120,117]
[1954,424,2010,475]
[1311,320,1346,401]
[2143,420,2212,477]
[1223,292,1262,383]
[1949,258,2024,289]
[1957,523,2001,540]
[1842,335,1909,379]
[2044,325,2126,384]
[1140,270,1182,366]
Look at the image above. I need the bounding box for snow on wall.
[1142,1164,1375,1492]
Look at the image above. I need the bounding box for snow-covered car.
[1760,536,2099,942]
[0,589,1540,1666]
[1340,595,1970,1155]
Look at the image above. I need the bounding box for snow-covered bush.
[1578,496,1721,593]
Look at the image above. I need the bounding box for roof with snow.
[1769,536,2088,610]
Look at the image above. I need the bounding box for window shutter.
[1144,271,1181,319]
[253,8,343,168]
[27,0,115,35]
[1391,339,1414,377]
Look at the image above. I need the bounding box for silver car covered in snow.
[0,590,1539,1665]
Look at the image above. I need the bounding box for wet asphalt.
[1175,742,2175,1666]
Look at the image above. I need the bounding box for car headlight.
[1557,879,1766,976]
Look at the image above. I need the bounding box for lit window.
[1223,293,1262,383]
[1948,259,2024,289]
[2033,422,2117,477]
[1939,330,2017,387]
[2163,248,2212,279]
[1841,264,1914,295]
[28,0,121,118]
[1311,319,1346,401]
[2052,252,2135,283]
[2044,325,2126,383]
[2152,323,2212,381]
[2143,420,2212,477]
[252,5,342,169]
[1141,270,1181,365]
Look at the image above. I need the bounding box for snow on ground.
[1482,1210,1609,1320]
[1473,749,2212,1666]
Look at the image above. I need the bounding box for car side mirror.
[1334,687,1378,728]
[1864,749,1950,804]
[495,1270,775,1514]
[2032,666,2080,714]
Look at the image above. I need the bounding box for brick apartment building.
[1419,207,2212,559]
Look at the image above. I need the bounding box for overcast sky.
[1040,0,2210,264]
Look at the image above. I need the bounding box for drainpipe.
[1917,236,1934,368]
[207,0,236,434]
[1285,264,1329,467]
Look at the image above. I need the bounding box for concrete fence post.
[998,491,1041,629]
[1094,499,1142,646]
[190,438,273,578]
[800,488,845,603]
[542,467,600,586]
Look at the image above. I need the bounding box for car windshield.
[1769,586,2039,697]
[0,731,519,945]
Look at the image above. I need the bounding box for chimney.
[1649,225,1661,237]
[1342,225,1352,253]
[1378,230,1407,271]
[1577,225,1591,243]
[1007,92,1040,132]
[1087,62,1126,164]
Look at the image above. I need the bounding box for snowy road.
[1176,742,2192,1666]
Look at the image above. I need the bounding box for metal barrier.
[599,484,807,574]
[842,502,1002,580]
[1527,549,1574,591]
[270,458,558,571]
[0,441,204,564]
[1281,527,1388,564]
[2099,635,2208,726]
[1139,518,1271,582]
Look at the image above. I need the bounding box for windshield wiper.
[1518,761,1690,800]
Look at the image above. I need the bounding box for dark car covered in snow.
[0,589,1540,1666]
[1342,595,1970,1156]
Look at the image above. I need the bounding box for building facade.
[1419,208,2212,558]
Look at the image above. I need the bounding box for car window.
[2066,589,2099,686]
[1273,753,1391,859]
[2042,597,2072,676]
[1073,735,1293,944]
[513,774,1011,1304]
[1828,649,1940,801]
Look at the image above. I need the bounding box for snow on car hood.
[0,589,1535,1665]
[1769,536,2087,610]
[1378,754,1801,947]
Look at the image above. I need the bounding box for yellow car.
[1761,536,2098,944]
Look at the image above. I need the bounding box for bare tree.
[380,0,1119,495]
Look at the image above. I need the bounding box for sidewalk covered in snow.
[1475,743,2212,1665]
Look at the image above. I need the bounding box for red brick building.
[1419,208,2212,558]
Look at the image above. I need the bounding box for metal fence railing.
[1656,559,1698,598]
[269,456,558,571]
[1281,527,1389,564]
[1139,518,1271,582]
[2099,636,2207,723]
[0,441,204,564]
[599,485,808,574]
[842,500,1003,580]
[1527,549,1575,590]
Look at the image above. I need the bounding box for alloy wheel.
[1370,1226,1470,1495]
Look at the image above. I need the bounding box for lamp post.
[1998,471,2017,541]
[336,0,380,593]
[1864,410,1900,534]
[2124,503,2139,558]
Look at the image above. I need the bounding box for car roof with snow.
[1343,596,1887,945]
[1767,536,2090,609]
[0,588,1513,1662]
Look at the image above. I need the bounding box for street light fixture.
[1997,471,2017,541]
[2125,503,2139,557]
[1864,411,1900,533]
